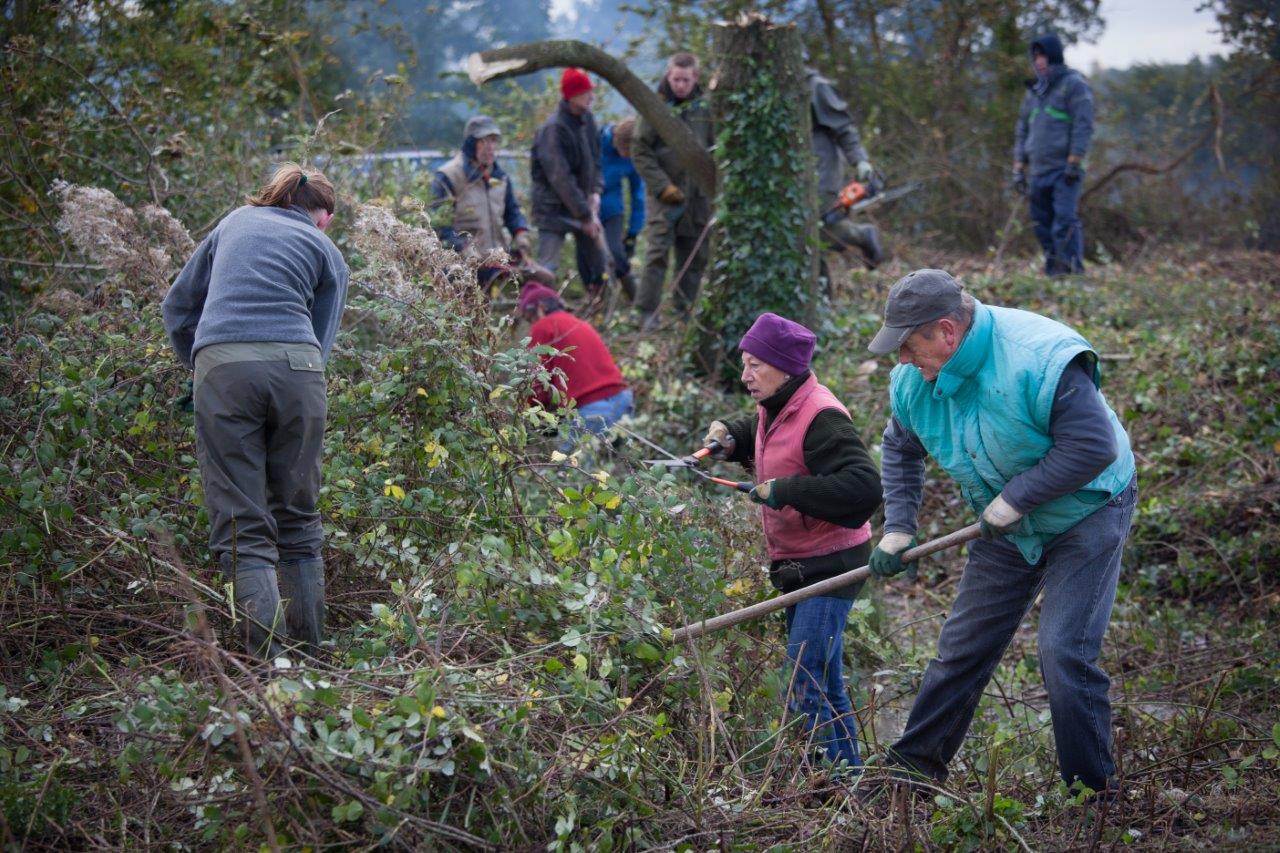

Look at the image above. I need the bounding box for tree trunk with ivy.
[693,15,819,382]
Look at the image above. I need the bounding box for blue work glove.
[748,478,783,509]
[869,532,917,579]
[979,493,1024,540]
[1064,161,1084,185]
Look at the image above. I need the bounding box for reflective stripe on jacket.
[755,374,873,561]
[889,302,1135,564]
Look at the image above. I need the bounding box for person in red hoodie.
[519,282,633,447]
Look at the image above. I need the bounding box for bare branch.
[468,40,716,197]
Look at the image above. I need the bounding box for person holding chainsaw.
[702,312,882,772]
[867,269,1136,798]
[631,52,714,332]
[808,67,883,270]
[530,68,608,300]
[431,115,535,293]
[518,281,633,448]
[1012,33,1095,276]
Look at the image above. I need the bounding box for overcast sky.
[1073,0,1228,69]
[551,0,1230,70]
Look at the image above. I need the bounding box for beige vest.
[439,154,509,254]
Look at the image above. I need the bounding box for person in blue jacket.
[599,118,645,301]
[1013,33,1095,276]
[866,269,1137,800]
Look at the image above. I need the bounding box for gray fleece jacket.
[162,205,349,369]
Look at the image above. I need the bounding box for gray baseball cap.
[464,115,501,140]
[867,269,964,354]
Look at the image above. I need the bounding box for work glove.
[658,183,685,205]
[869,532,917,579]
[979,493,1024,539]
[175,377,194,414]
[623,232,637,260]
[749,478,783,509]
[855,160,875,183]
[1063,160,1084,185]
[511,229,533,256]
[701,421,735,459]
[1011,168,1028,196]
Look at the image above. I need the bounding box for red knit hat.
[561,67,593,99]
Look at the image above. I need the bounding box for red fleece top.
[528,312,627,408]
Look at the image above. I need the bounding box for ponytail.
[247,162,336,214]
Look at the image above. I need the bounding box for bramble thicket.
[2,1,1278,849]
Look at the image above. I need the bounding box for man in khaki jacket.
[631,52,714,332]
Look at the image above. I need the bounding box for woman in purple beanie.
[702,312,882,774]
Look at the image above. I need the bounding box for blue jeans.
[559,388,633,452]
[1029,168,1084,276]
[890,480,1137,792]
[785,595,861,770]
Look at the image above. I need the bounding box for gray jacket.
[808,69,869,203]
[162,205,349,369]
[1014,64,1095,177]
[530,101,603,228]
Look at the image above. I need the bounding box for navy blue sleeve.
[1067,76,1095,159]
[881,415,928,535]
[1001,356,1118,512]
[502,177,529,236]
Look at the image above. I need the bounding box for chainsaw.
[820,178,922,226]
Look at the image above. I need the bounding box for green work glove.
[979,493,1024,539]
[869,532,917,578]
[749,478,783,509]
[856,159,875,182]
[175,377,194,414]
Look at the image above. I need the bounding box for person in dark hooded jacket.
[1013,33,1095,276]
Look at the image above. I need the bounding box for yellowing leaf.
[550,450,568,463]
[489,386,505,400]
[603,495,621,510]
[431,705,447,719]
[591,470,610,484]
[416,387,427,397]
[724,578,751,597]
[383,484,405,500]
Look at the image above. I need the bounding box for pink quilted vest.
[754,374,873,561]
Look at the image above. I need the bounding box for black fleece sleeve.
[721,415,758,466]
[771,409,883,528]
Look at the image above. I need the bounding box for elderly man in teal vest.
[866,269,1136,799]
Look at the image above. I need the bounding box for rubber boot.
[277,557,325,656]
[850,223,883,269]
[234,564,286,660]
[618,271,637,303]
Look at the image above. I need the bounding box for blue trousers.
[890,480,1136,792]
[1029,168,1084,276]
[559,387,633,452]
[785,595,861,769]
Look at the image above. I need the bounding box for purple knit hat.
[738,312,816,376]
[518,281,560,314]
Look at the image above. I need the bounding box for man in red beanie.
[518,281,632,448]
[700,312,882,776]
[530,68,608,300]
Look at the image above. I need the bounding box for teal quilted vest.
[890,301,1135,564]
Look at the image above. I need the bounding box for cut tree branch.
[468,40,716,197]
